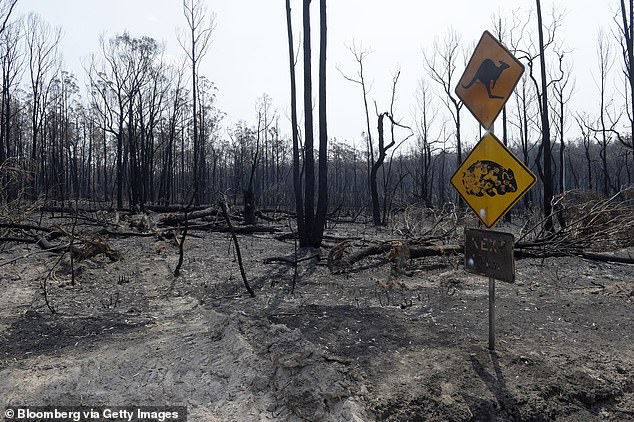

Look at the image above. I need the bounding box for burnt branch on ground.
[220,194,255,298]
[174,192,195,277]
[516,188,634,262]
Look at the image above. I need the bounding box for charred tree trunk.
[559,110,565,194]
[116,119,124,210]
[182,0,215,206]
[243,110,263,226]
[301,0,315,247]
[190,31,200,207]
[620,0,634,169]
[536,0,554,232]
[313,0,328,247]
[370,113,388,226]
[243,189,256,225]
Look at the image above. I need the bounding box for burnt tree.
[618,0,634,169]
[296,0,328,247]
[179,0,215,206]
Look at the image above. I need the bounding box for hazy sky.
[13,0,619,147]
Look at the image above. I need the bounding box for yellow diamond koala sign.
[451,132,536,228]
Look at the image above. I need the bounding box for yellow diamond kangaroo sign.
[456,31,524,129]
[451,133,536,228]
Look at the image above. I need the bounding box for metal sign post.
[453,31,534,351]
[489,124,496,352]
[489,276,495,350]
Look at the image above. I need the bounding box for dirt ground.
[0,213,633,421]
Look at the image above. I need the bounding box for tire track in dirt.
[0,295,366,421]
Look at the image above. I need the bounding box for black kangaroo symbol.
[462,59,510,99]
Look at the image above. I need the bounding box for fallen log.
[259,208,295,216]
[158,206,221,225]
[185,223,282,234]
[263,254,320,265]
[34,234,122,261]
[255,210,287,223]
[158,207,243,226]
[341,243,390,267]
[410,244,463,259]
[0,236,38,244]
[41,205,132,215]
[334,239,633,274]
[343,243,463,265]
[98,223,278,237]
[0,222,55,233]
[145,204,212,213]
[515,247,634,264]
[98,229,159,238]
[579,251,634,264]
[273,232,363,242]
[33,234,82,256]
[329,240,463,273]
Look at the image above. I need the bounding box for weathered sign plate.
[464,228,515,283]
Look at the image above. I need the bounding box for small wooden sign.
[464,228,515,283]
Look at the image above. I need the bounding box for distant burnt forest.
[1,0,633,233]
